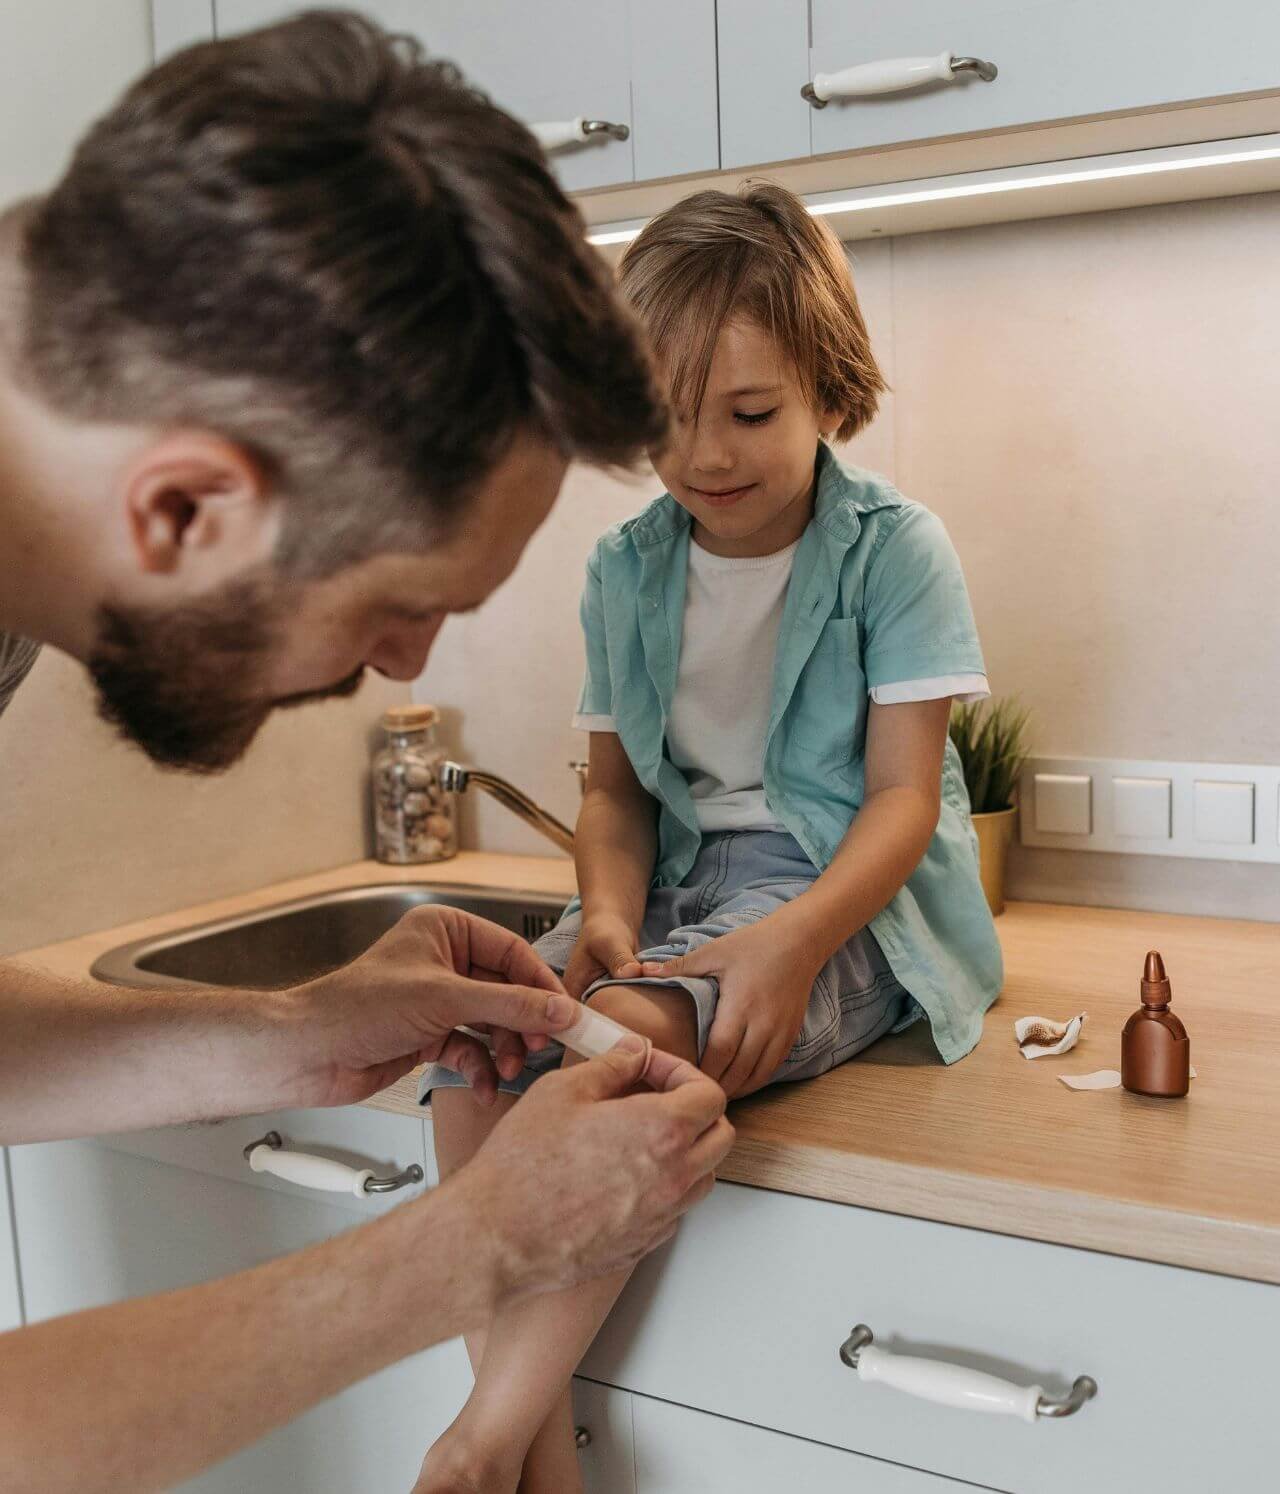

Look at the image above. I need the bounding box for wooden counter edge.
[363,1070,1280,1287]
[13,856,1278,1289]
[715,1135,1280,1287]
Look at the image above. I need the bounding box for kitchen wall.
[0,5,405,955]
[417,190,1280,922]
[4,9,1275,942]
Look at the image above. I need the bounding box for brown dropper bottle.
[1121,951,1190,1097]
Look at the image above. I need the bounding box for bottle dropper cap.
[1140,950,1172,1009]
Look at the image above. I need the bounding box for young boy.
[419,183,1002,1493]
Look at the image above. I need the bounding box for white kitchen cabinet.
[10,1122,1279,1492]
[630,1392,981,1491]
[1,1150,22,1333]
[210,0,719,190]
[152,0,1280,231]
[721,0,1280,170]
[8,1108,471,1493]
[583,1180,1280,1494]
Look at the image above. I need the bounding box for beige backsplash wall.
[417,191,1280,921]
[0,656,403,955]
[0,6,407,955]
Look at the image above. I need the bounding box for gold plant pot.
[972,806,1018,917]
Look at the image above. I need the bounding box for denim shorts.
[418,829,917,1104]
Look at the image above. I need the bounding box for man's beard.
[88,577,364,773]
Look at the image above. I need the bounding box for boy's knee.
[586,981,699,1059]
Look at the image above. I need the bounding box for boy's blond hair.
[618,182,885,444]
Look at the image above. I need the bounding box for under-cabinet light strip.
[585,137,1280,247]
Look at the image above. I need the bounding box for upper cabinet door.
[153,1,216,62]
[805,0,1280,159]
[717,0,812,170]
[1,1152,21,1333]
[213,1,719,190]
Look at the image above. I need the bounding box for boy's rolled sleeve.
[862,505,988,698]
[571,548,618,732]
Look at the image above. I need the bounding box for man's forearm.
[574,787,657,933]
[0,1170,501,1494]
[0,963,303,1143]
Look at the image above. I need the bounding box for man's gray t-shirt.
[0,631,40,717]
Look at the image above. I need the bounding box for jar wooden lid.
[382,704,439,730]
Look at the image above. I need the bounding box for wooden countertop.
[15,853,1279,1285]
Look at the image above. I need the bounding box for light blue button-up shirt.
[575,445,1003,1063]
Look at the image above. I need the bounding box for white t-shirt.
[573,537,988,833]
[666,538,798,832]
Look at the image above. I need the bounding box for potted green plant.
[949,697,1031,916]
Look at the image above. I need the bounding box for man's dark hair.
[17,9,665,574]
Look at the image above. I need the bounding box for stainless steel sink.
[91,885,569,991]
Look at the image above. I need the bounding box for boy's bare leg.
[415,984,700,1494]
[429,1087,519,1376]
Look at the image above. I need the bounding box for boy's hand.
[642,921,823,1099]
[563,913,645,998]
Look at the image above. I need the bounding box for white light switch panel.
[1020,756,1280,865]
[1194,780,1255,846]
[1033,774,1092,835]
[1114,776,1172,839]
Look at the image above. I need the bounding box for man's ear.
[121,431,273,576]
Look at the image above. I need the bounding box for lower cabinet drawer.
[95,1103,431,1218]
[630,1393,981,1492]
[9,1137,472,1492]
[574,1379,637,1494]
[574,1380,960,1493]
[582,1182,1280,1494]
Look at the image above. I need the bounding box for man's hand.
[643,921,823,1099]
[280,905,579,1109]
[0,1041,733,1494]
[458,1039,735,1296]
[562,912,645,998]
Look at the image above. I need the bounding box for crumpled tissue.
[1014,1012,1086,1059]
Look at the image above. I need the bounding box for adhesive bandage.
[558,1002,654,1079]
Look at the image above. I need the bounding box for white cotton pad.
[1059,1065,1197,1091]
[559,1002,653,1078]
[1058,1068,1122,1091]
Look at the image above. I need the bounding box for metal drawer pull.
[532,118,630,153]
[839,1325,1097,1423]
[243,1132,424,1197]
[802,53,997,107]
[574,1426,592,1449]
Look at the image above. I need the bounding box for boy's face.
[651,318,831,555]
[88,432,566,771]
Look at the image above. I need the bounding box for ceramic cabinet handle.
[802,53,997,107]
[243,1131,424,1197]
[532,118,630,153]
[839,1325,1097,1423]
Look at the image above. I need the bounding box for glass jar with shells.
[372,704,457,864]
